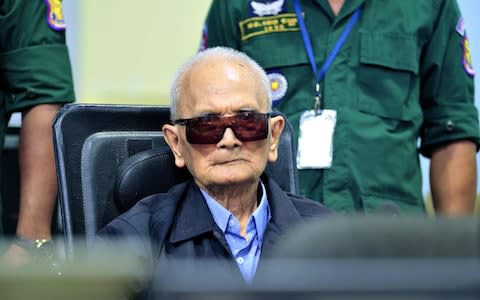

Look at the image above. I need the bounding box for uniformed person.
[201,0,479,214]
[1,0,75,263]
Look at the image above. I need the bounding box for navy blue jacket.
[98,175,332,279]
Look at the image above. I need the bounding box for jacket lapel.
[261,175,303,257]
[167,181,217,243]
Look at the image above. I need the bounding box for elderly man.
[98,47,331,283]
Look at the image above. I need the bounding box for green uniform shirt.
[203,0,480,213]
[0,0,75,233]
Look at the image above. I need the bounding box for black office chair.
[53,104,298,259]
[53,104,171,258]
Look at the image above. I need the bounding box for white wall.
[63,0,211,104]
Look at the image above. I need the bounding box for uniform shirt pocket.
[357,31,420,121]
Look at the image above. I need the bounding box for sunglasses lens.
[233,112,268,142]
[184,112,269,144]
[186,115,224,144]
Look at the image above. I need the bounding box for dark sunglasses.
[174,111,272,144]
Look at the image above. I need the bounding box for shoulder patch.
[199,24,208,52]
[456,16,465,37]
[44,0,66,31]
[461,34,475,77]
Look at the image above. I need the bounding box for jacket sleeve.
[0,0,75,108]
[96,202,155,269]
[95,216,153,299]
[419,0,479,156]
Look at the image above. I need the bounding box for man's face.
[163,57,283,191]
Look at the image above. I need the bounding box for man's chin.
[209,174,257,187]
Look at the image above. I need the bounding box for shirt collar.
[312,0,365,23]
[201,181,271,238]
[167,176,301,245]
[252,182,271,243]
[202,189,230,232]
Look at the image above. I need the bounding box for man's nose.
[218,127,241,147]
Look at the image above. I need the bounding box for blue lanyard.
[294,0,361,110]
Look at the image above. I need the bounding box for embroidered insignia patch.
[268,72,288,106]
[461,35,475,77]
[44,0,66,31]
[250,0,286,17]
[239,13,299,41]
[199,24,208,51]
[456,16,465,37]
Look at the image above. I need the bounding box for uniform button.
[236,257,244,264]
[446,120,455,131]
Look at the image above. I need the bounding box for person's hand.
[1,237,60,274]
[1,243,33,267]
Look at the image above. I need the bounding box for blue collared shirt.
[201,182,271,283]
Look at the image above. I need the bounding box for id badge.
[297,109,337,169]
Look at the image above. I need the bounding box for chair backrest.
[54,104,171,258]
[113,146,190,213]
[53,104,298,259]
[80,131,167,239]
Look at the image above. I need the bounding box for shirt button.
[236,257,244,264]
[446,120,455,131]
[229,220,235,227]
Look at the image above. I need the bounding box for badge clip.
[314,83,322,115]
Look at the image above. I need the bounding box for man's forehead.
[179,63,266,112]
[192,55,254,77]
[178,98,265,116]
[177,93,269,117]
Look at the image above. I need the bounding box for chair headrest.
[113,146,191,212]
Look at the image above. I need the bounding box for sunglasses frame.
[174,111,273,144]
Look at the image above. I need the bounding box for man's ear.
[162,124,186,168]
[268,115,285,163]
